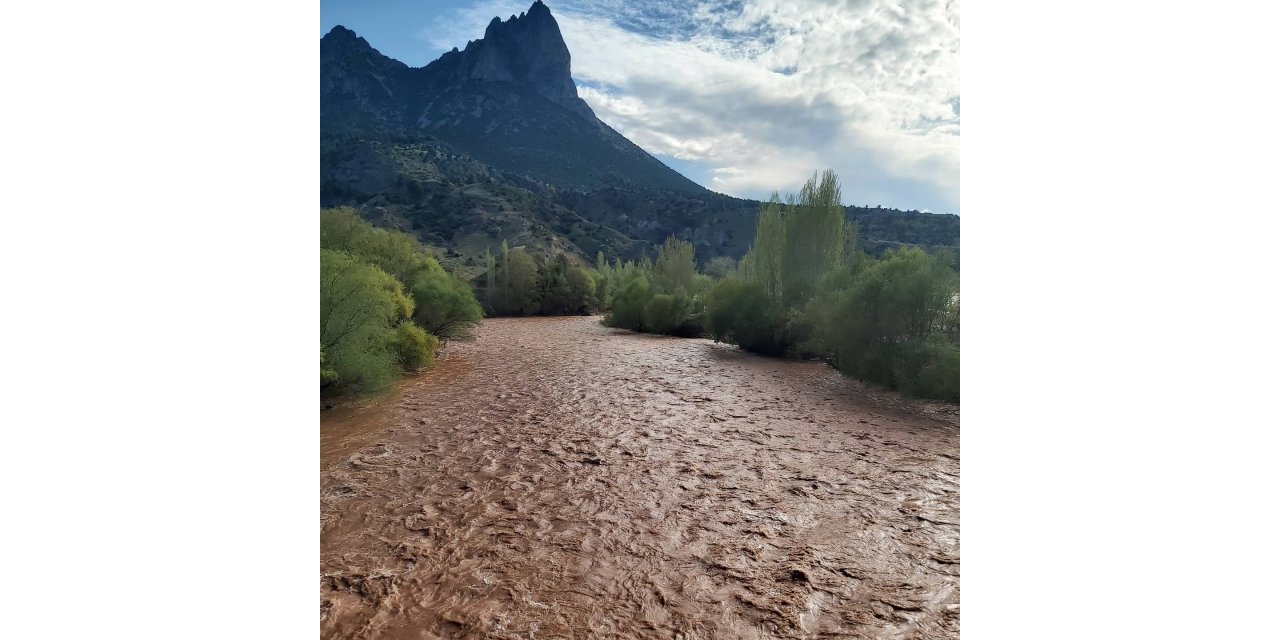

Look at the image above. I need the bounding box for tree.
[538,253,574,315]
[391,322,438,370]
[605,268,650,331]
[483,248,496,311]
[500,240,511,310]
[652,236,696,295]
[781,170,845,307]
[817,247,959,397]
[411,269,484,340]
[494,248,540,315]
[320,249,413,393]
[741,196,785,302]
[704,277,788,355]
[703,256,738,279]
[566,266,599,314]
[595,251,610,307]
[320,207,440,286]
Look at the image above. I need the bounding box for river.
[321,316,960,639]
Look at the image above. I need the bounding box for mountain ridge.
[320,1,958,271]
[321,4,703,194]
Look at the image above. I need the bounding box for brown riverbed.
[321,316,959,639]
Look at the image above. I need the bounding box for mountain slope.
[319,1,959,267]
[321,2,702,193]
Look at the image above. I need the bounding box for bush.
[321,207,441,286]
[644,293,684,335]
[704,278,789,355]
[320,348,339,386]
[899,334,960,402]
[818,248,959,400]
[566,266,598,314]
[411,269,483,340]
[320,249,412,395]
[605,270,650,331]
[391,322,438,370]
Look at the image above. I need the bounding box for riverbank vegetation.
[485,243,600,317]
[598,237,711,337]
[580,170,960,401]
[705,170,960,401]
[320,207,481,395]
[320,169,958,402]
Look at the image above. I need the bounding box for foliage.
[643,293,683,335]
[320,207,485,395]
[492,248,542,315]
[602,237,708,336]
[566,266,599,314]
[894,333,959,402]
[818,247,958,393]
[780,170,846,307]
[320,249,412,394]
[483,248,600,317]
[605,268,651,331]
[411,268,484,340]
[703,170,959,402]
[704,278,789,355]
[320,349,339,386]
[321,207,442,286]
[703,256,738,279]
[652,236,696,295]
[391,322,438,370]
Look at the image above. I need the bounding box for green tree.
[567,265,599,314]
[320,249,413,394]
[411,269,484,340]
[740,196,785,302]
[494,248,540,315]
[652,236,696,295]
[703,256,738,279]
[704,277,788,355]
[781,170,845,307]
[320,207,439,286]
[595,251,610,307]
[391,322,438,370]
[818,247,959,398]
[605,267,650,331]
[538,253,574,315]
[483,248,496,311]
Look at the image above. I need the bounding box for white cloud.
[423,0,960,213]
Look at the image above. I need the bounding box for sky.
[321,0,959,214]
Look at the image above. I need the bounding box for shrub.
[704,277,789,356]
[819,248,959,399]
[605,270,650,331]
[320,348,339,386]
[391,322,438,370]
[643,293,683,335]
[894,334,960,402]
[321,207,442,286]
[320,249,411,394]
[411,269,483,340]
[566,266,599,314]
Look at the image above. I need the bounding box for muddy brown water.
[321,316,959,639]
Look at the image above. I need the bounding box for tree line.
[322,169,958,402]
[596,170,960,401]
[482,242,600,316]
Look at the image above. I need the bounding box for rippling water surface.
[321,316,959,639]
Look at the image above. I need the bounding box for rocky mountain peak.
[450,1,581,115]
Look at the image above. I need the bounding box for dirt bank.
[321,316,959,639]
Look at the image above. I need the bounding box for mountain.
[321,2,700,193]
[320,1,959,271]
